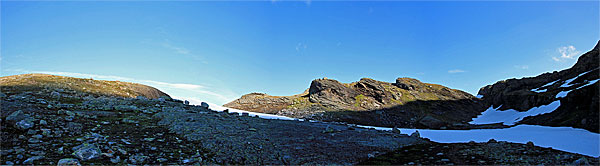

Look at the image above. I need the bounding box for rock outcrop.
[477,40,600,132]
[225,77,483,129]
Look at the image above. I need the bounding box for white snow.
[181,98,599,157]
[555,91,570,98]
[204,103,297,121]
[356,124,600,157]
[578,79,600,89]
[531,80,559,93]
[560,69,595,88]
[555,79,599,99]
[531,88,547,93]
[469,101,561,125]
[476,94,484,98]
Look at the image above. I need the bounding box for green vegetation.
[354,94,366,107]
[286,97,312,109]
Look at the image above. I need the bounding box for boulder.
[16,118,35,130]
[72,144,102,161]
[22,156,44,165]
[57,158,81,166]
[200,102,209,109]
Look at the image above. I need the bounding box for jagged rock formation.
[477,41,600,132]
[0,73,170,99]
[225,77,483,129]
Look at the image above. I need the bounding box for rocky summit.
[478,40,600,133]
[225,77,485,129]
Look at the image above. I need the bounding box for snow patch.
[560,69,595,88]
[476,94,484,98]
[531,80,559,93]
[469,101,561,125]
[357,125,600,157]
[555,79,599,99]
[208,104,297,120]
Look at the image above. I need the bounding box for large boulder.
[6,110,35,130]
[72,144,102,161]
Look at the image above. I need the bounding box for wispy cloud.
[295,43,307,53]
[162,42,190,55]
[6,70,237,105]
[448,69,466,74]
[514,65,529,70]
[553,45,581,61]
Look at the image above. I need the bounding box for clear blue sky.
[1,1,599,105]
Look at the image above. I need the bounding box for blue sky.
[1,1,598,105]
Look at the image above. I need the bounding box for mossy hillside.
[0,74,169,99]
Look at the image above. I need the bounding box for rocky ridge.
[225,77,485,129]
[477,41,600,132]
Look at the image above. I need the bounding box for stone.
[410,130,420,138]
[50,91,61,98]
[72,144,102,161]
[573,157,590,165]
[27,129,37,135]
[184,100,190,105]
[110,156,121,163]
[441,159,450,162]
[143,138,155,142]
[28,138,41,143]
[32,134,43,139]
[156,158,168,163]
[57,158,81,166]
[128,153,149,164]
[22,156,44,165]
[200,102,209,108]
[5,161,14,165]
[39,120,48,126]
[526,141,535,148]
[41,129,51,136]
[488,139,497,143]
[66,122,83,134]
[436,152,444,156]
[65,116,74,122]
[391,126,401,134]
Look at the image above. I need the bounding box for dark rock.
[418,116,445,129]
[57,158,80,166]
[200,102,208,109]
[128,153,149,164]
[410,130,420,138]
[22,156,44,165]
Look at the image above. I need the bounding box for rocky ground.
[0,87,425,165]
[361,140,600,165]
[1,76,598,165]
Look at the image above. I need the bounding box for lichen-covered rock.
[72,144,102,161]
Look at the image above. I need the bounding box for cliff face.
[477,41,600,132]
[225,77,483,129]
